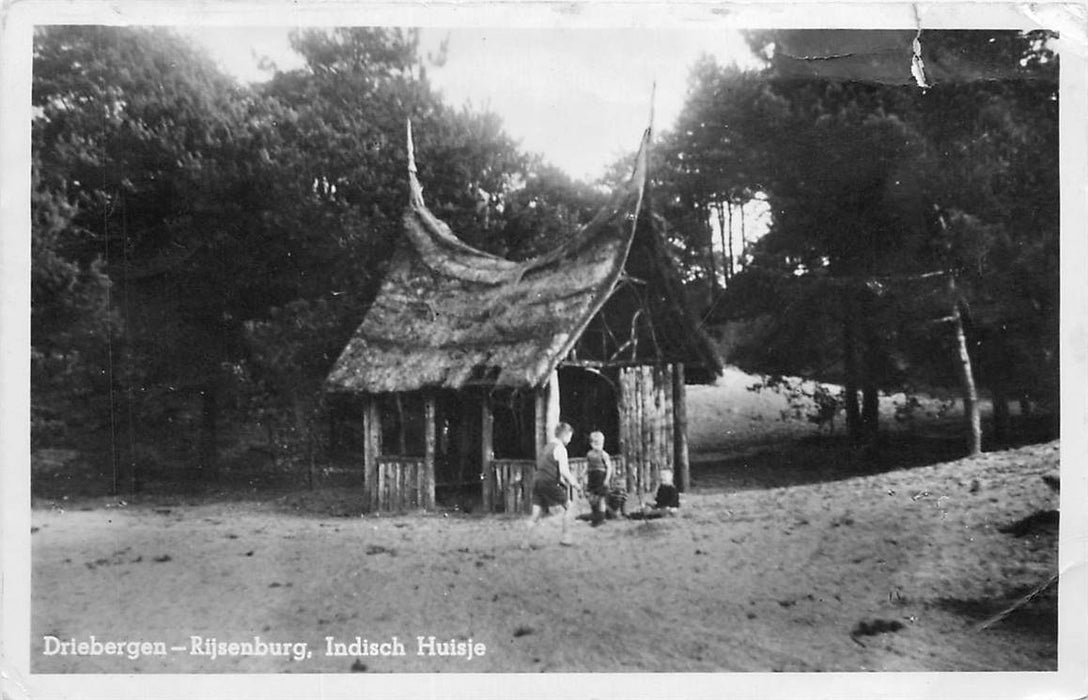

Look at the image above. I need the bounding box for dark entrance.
[558,366,621,457]
[434,391,483,509]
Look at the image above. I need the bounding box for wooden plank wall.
[362,391,435,514]
[568,457,588,488]
[375,456,429,511]
[363,395,382,512]
[618,365,674,497]
[484,459,535,514]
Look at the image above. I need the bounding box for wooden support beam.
[661,364,674,478]
[394,393,407,456]
[547,369,561,440]
[535,389,547,463]
[672,363,690,493]
[481,392,494,511]
[640,365,652,494]
[363,394,382,512]
[423,393,436,510]
[535,369,561,461]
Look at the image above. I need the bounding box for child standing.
[524,422,579,547]
[585,431,614,526]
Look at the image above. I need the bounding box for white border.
[2,2,1085,699]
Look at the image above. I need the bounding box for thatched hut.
[325,126,721,513]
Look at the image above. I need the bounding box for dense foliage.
[32,27,1059,490]
[31,26,603,489]
[652,29,1058,443]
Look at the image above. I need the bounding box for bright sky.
[180,26,761,181]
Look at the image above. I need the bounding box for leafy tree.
[30,150,116,447]
[658,29,1058,451]
[667,57,777,289]
[912,31,1059,437]
[498,161,607,260]
[241,28,604,479]
[33,26,275,484]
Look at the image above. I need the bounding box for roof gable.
[326,128,720,394]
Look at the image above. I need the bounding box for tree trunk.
[328,403,338,454]
[935,207,982,456]
[199,381,218,481]
[109,380,123,495]
[306,426,315,491]
[992,388,1010,444]
[951,294,982,456]
[861,320,880,441]
[728,201,737,280]
[861,383,879,440]
[719,202,731,282]
[739,201,747,268]
[842,316,861,441]
[704,204,718,297]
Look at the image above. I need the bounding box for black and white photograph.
[2,1,1086,698]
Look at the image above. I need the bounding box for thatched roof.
[325,127,720,394]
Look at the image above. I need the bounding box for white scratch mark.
[911,6,931,90]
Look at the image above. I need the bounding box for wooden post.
[662,364,674,476]
[394,394,408,455]
[672,363,690,492]
[481,392,494,511]
[535,390,547,464]
[424,393,437,509]
[640,364,652,494]
[622,367,631,492]
[363,394,382,512]
[547,370,561,439]
[619,367,637,494]
[535,369,561,461]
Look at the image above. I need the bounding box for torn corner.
[910,4,931,90]
[911,35,931,90]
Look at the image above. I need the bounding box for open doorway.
[558,366,620,458]
[434,391,482,509]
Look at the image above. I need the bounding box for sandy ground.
[686,367,964,455]
[31,438,1059,673]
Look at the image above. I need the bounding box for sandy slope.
[31,441,1058,673]
[685,367,961,455]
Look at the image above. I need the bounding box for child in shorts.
[524,422,579,547]
[584,431,614,526]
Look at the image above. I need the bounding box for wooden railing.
[484,459,535,514]
[568,455,627,490]
[484,455,630,514]
[374,455,434,512]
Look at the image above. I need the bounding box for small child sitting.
[652,468,680,513]
[629,468,680,520]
